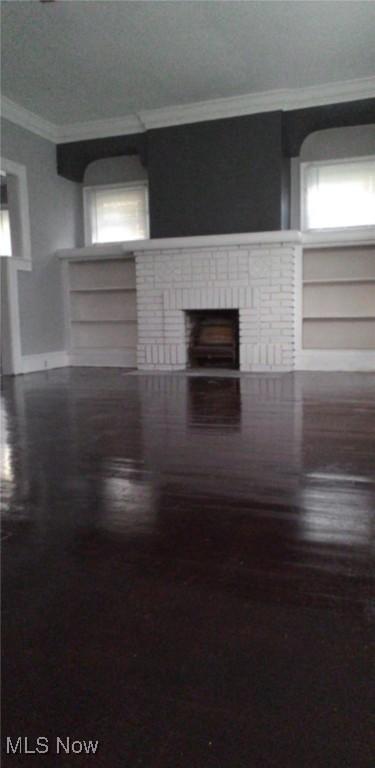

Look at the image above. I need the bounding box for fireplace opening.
[186,310,239,369]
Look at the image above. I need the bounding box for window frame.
[300,154,375,233]
[0,157,32,270]
[83,180,150,246]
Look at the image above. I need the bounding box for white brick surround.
[134,232,302,372]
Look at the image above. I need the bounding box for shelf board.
[303,316,375,321]
[303,277,375,285]
[71,319,135,324]
[71,346,137,351]
[69,287,135,293]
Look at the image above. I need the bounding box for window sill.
[302,227,375,248]
[56,243,133,261]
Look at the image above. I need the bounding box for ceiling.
[1,0,375,128]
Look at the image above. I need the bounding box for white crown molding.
[140,76,375,130]
[2,76,375,144]
[57,114,144,142]
[1,95,59,142]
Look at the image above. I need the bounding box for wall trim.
[1,95,59,142]
[56,232,302,261]
[1,258,23,374]
[59,114,144,142]
[1,157,33,268]
[56,229,375,263]
[20,351,69,374]
[131,230,302,253]
[3,75,375,143]
[69,349,136,368]
[138,77,375,132]
[57,243,127,261]
[13,349,375,373]
[296,350,375,372]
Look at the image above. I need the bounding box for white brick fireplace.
[134,232,302,372]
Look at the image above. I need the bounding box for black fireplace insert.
[187,310,239,369]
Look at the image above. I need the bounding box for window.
[84,183,149,244]
[0,172,12,256]
[0,160,31,268]
[0,209,12,256]
[302,157,375,230]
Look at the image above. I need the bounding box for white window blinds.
[304,158,375,230]
[88,184,149,244]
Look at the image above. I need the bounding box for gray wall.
[291,125,375,229]
[1,118,83,356]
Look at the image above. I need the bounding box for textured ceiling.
[1,0,375,124]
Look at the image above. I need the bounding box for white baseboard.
[15,348,375,374]
[296,350,375,372]
[69,348,137,367]
[21,350,69,374]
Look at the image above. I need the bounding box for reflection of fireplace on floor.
[188,377,241,429]
[186,310,239,369]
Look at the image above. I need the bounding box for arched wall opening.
[290,124,375,229]
[83,155,149,245]
[83,155,148,187]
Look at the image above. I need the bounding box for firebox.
[186,310,239,369]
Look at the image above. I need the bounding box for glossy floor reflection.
[1,368,374,767]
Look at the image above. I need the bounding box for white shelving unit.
[303,277,375,285]
[62,254,138,367]
[302,245,375,351]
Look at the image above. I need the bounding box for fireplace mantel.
[57,230,302,262]
[130,230,302,253]
[56,226,374,263]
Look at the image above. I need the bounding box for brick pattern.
[135,244,298,371]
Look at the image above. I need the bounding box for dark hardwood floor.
[1,368,374,767]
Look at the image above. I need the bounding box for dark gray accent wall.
[281,156,291,231]
[56,97,375,239]
[57,134,146,183]
[147,113,285,237]
[57,112,287,237]
[283,98,375,157]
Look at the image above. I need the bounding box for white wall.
[1,117,83,357]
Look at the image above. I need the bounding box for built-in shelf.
[69,287,134,293]
[64,253,138,367]
[303,277,375,285]
[303,316,375,321]
[71,319,134,324]
[72,346,135,351]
